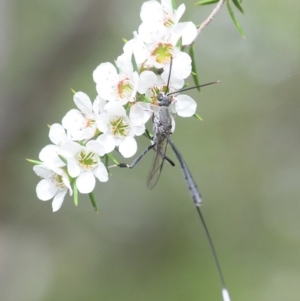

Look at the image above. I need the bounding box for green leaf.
[189,44,201,92]
[139,94,152,103]
[195,0,219,6]
[172,0,177,9]
[176,36,182,49]
[143,129,153,140]
[26,158,42,165]
[193,113,203,121]
[73,181,78,207]
[232,0,244,13]
[226,1,246,38]
[106,153,119,165]
[104,154,109,168]
[131,53,139,73]
[58,155,68,165]
[89,192,98,213]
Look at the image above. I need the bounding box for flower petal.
[49,123,68,145]
[86,140,105,157]
[36,179,57,201]
[52,190,67,212]
[138,71,157,94]
[62,109,84,132]
[76,171,95,194]
[39,145,65,167]
[97,133,116,154]
[173,22,197,46]
[93,95,106,114]
[33,165,54,178]
[140,1,163,23]
[94,162,109,182]
[104,102,126,116]
[73,92,93,114]
[131,123,145,136]
[96,113,109,133]
[175,94,197,117]
[119,137,137,158]
[67,157,81,178]
[129,103,152,126]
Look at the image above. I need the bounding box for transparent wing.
[146,134,168,190]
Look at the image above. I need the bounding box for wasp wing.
[146,133,168,190]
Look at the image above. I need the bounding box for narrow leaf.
[189,44,201,92]
[26,158,42,165]
[194,113,203,121]
[58,155,67,165]
[144,128,153,140]
[195,0,219,5]
[131,53,139,73]
[172,0,177,9]
[104,154,109,168]
[73,181,78,207]
[226,1,245,38]
[232,0,244,13]
[89,192,98,213]
[107,153,119,165]
[195,0,219,6]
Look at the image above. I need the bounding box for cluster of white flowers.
[31,0,199,212]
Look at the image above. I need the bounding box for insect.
[116,59,231,301]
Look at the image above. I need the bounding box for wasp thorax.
[157,92,172,107]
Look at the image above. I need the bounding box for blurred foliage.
[1,1,300,301]
[196,0,245,37]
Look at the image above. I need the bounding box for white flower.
[93,60,139,105]
[96,103,145,158]
[129,102,152,126]
[33,164,72,212]
[38,123,70,168]
[123,33,149,68]
[39,144,65,168]
[139,0,197,46]
[140,0,184,30]
[133,69,197,119]
[49,123,70,146]
[161,51,192,81]
[172,94,197,117]
[171,21,197,46]
[59,140,109,194]
[62,92,105,141]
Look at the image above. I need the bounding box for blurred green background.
[1,1,300,300]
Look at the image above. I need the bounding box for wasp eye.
[157,93,163,102]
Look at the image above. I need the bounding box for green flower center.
[164,17,174,28]
[78,151,98,170]
[85,118,95,128]
[118,78,133,99]
[109,116,130,138]
[152,43,173,64]
[54,174,67,190]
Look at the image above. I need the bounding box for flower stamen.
[109,117,130,138]
[78,151,98,170]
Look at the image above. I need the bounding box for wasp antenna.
[167,80,220,96]
[165,56,173,94]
